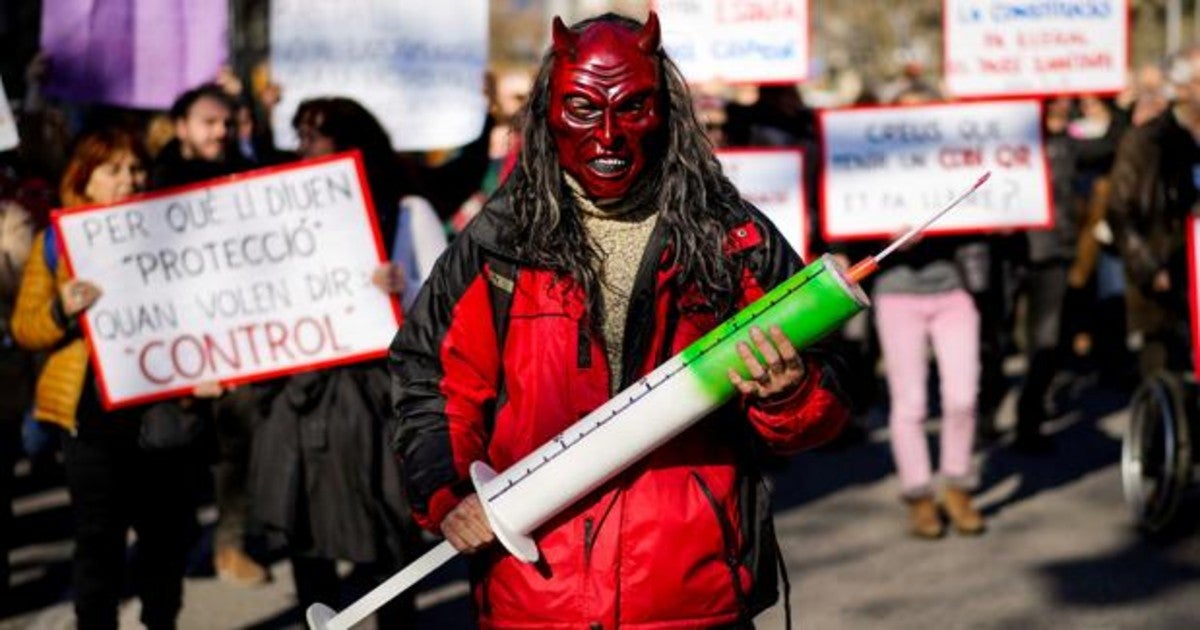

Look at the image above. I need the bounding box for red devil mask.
[548,14,664,201]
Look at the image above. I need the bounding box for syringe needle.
[847,171,991,283]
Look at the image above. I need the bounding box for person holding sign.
[291,97,448,308]
[11,128,218,630]
[251,97,445,625]
[391,13,850,627]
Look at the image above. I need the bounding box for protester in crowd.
[963,223,1017,445]
[875,227,988,535]
[1,145,63,516]
[10,128,218,630]
[1011,96,1081,452]
[1107,47,1200,378]
[215,64,284,166]
[866,85,987,537]
[967,247,1019,446]
[1059,95,1130,392]
[391,13,849,626]
[691,83,730,147]
[725,83,816,148]
[13,52,73,186]
[250,96,444,622]
[1071,78,1168,387]
[0,194,35,601]
[1117,61,1172,128]
[290,97,446,293]
[149,82,269,587]
[150,82,250,188]
[410,122,493,225]
[449,67,531,233]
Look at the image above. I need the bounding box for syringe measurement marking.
[485,266,827,502]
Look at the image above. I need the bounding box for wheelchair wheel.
[1121,372,1194,534]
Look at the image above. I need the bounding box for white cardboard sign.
[944,0,1129,98]
[819,99,1052,241]
[270,0,488,151]
[0,78,18,152]
[656,0,809,84]
[54,153,400,408]
[1187,216,1200,381]
[717,148,808,260]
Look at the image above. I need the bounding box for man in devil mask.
[391,13,850,627]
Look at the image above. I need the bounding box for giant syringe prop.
[306,172,992,630]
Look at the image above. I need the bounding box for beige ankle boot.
[905,496,944,539]
[215,546,268,587]
[942,487,985,535]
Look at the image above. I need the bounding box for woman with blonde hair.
[12,127,217,630]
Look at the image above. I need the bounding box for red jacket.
[391,194,849,628]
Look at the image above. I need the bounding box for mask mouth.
[588,156,630,175]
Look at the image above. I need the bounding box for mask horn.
[552,16,578,57]
[638,12,661,53]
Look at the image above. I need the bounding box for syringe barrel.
[478,254,870,542]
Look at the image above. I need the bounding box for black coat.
[150,140,252,189]
[250,362,416,564]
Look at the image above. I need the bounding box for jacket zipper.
[691,470,749,609]
[577,320,592,369]
[583,516,596,566]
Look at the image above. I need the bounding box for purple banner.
[41,0,227,110]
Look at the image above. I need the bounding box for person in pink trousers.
[872,235,987,539]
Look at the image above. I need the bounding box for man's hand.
[215,65,244,97]
[727,325,806,399]
[441,494,495,553]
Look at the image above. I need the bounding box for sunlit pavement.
[5,377,1200,629]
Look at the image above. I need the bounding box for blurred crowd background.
[2,1,1200,628]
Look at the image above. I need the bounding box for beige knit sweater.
[566,177,659,394]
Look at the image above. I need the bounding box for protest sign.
[944,0,1129,98]
[270,0,488,152]
[819,99,1051,241]
[1189,217,1200,381]
[40,0,227,109]
[0,78,17,152]
[655,0,809,84]
[716,148,808,260]
[53,153,401,409]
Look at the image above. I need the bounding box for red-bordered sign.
[942,0,1131,100]
[716,147,809,261]
[53,151,401,410]
[817,98,1054,242]
[1188,216,1200,380]
[652,0,812,86]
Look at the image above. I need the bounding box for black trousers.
[1016,263,1068,439]
[211,386,259,549]
[291,555,415,627]
[0,421,17,603]
[65,403,202,630]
